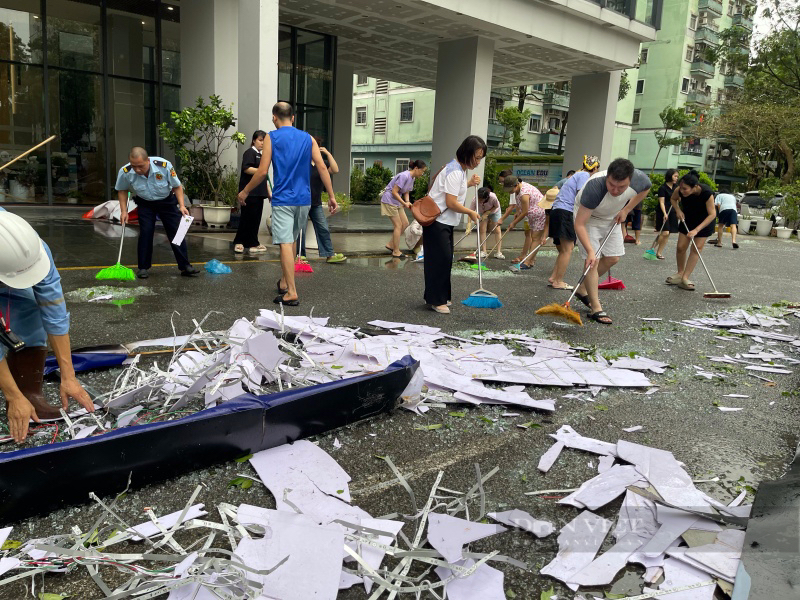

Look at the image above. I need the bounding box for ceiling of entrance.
[279,0,635,88]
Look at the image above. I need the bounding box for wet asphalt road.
[1,208,799,599]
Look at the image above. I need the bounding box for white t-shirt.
[575,169,652,224]
[429,159,467,227]
[715,193,737,212]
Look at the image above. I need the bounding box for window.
[689,12,698,29]
[528,115,541,133]
[356,106,367,126]
[686,45,694,62]
[548,116,561,131]
[399,101,414,123]
[374,117,387,135]
[357,74,368,85]
[632,109,641,125]
[681,78,690,93]
[636,79,645,94]
[640,49,648,64]
[353,158,365,172]
[395,159,410,174]
[629,140,637,155]
[532,83,544,91]
[672,144,681,155]
[727,2,734,15]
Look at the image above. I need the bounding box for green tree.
[618,71,631,101]
[158,95,246,206]
[353,163,392,204]
[496,106,532,153]
[652,107,689,173]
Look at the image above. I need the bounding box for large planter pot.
[201,204,231,228]
[190,204,204,223]
[754,219,773,237]
[775,227,793,240]
[737,218,752,234]
[10,180,32,200]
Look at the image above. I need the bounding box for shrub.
[350,169,365,205]
[411,170,429,202]
[354,164,393,204]
[642,170,717,216]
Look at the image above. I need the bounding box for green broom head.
[462,289,503,309]
[470,263,489,270]
[643,248,658,260]
[96,263,136,281]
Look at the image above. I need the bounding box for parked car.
[736,190,783,210]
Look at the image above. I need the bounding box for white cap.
[0,211,50,289]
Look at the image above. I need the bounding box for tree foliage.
[158,95,246,206]
[651,107,689,173]
[349,163,392,204]
[496,106,532,153]
[618,71,630,102]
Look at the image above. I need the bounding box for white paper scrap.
[654,558,716,600]
[569,532,645,586]
[623,426,643,433]
[488,509,555,538]
[0,527,11,549]
[127,504,207,540]
[559,465,644,511]
[434,559,505,600]
[717,406,744,412]
[537,441,565,473]
[171,214,194,245]
[540,511,612,591]
[0,558,21,577]
[427,513,507,563]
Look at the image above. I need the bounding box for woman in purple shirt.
[381,160,427,258]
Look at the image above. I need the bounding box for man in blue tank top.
[238,102,336,306]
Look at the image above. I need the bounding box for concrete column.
[563,71,622,173]
[331,61,354,196]
[180,0,239,170]
[431,37,494,183]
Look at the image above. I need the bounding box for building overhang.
[280,0,657,88]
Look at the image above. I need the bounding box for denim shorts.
[271,205,311,245]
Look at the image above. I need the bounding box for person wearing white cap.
[0,208,94,443]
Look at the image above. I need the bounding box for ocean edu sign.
[513,164,563,188]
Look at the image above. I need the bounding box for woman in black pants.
[423,136,485,314]
[234,130,271,254]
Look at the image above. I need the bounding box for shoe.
[732,243,739,249]
[181,266,200,277]
[277,279,288,295]
[414,253,424,262]
[430,304,450,314]
[708,239,719,245]
[273,294,300,306]
[494,252,505,259]
[137,269,149,279]
[234,244,245,253]
[519,263,532,270]
[326,253,347,263]
[479,251,488,258]
[248,245,267,254]
[5,347,63,421]
[624,235,636,244]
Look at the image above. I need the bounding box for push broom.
[462,224,503,309]
[509,237,549,273]
[295,227,313,273]
[683,221,731,299]
[643,205,674,260]
[535,224,618,325]
[96,202,136,281]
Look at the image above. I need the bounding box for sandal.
[666,275,682,285]
[249,245,267,254]
[234,244,244,253]
[430,304,450,314]
[657,254,665,260]
[549,283,574,290]
[273,294,299,306]
[677,280,695,291]
[385,245,395,254]
[732,243,739,249]
[326,253,347,263]
[276,279,288,294]
[588,311,612,325]
[575,292,591,308]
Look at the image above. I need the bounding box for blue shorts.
[486,212,500,223]
[271,205,310,245]
[718,209,738,226]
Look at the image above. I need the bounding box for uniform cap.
[0,211,50,289]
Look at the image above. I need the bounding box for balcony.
[688,90,711,105]
[543,90,570,112]
[695,26,720,46]
[698,0,723,16]
[732,13,753,30]
[539,133,564,153]
[690,60,715,79]
[724,74,745,88]
[487,121,506,143]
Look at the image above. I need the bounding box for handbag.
[411,166,446,227]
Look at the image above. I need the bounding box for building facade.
[2,0,659,205]
[628,0,754,183]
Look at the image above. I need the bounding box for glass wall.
[0,0,179,204]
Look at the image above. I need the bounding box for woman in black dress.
[667,170,716,291]
[654,168,679,259]
[234,130,270,254]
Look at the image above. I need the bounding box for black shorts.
[655,206,679,233]
[718,209,738,226]
[679,219,715,239]
[549,208,576,245]
[625,208,642,230]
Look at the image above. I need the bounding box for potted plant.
[14,158,38,200]
[158,95,246,227]
[775,185,800,240]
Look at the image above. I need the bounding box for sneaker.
[494,252,505,259]
[137,269,149,279]
[181,266,200,277]
[478,251,488,258]
[414,253,424,262]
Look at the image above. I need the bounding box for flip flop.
[273,294,300,306]
[549,283,574,290]
[588,311,612,325]
[666,275,682,285]
[657,254,665,260]
[519,263,532,270]
[385,246,395,254]
[575,292,591,308]
[677,280,695,291]
[732,243,739,249]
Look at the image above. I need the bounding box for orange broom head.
[535,302,583,326]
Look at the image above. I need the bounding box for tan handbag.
[411,166,446,227]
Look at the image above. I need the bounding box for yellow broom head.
[535,302,583,326]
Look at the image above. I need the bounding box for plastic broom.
[96,222,135,281]
[509,237,548,273]
[644,205,673,260]
[535,223,618,325]
[683,220,731,299]
[462,220,503,309]
[598,268,626,290]
[295,227,313,273]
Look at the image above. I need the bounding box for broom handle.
[565,223,618,305]
[476,214,484,290]
[682,220,720,293]
[0,135,56,173]
[454,188,478,249]
[649,204,674,250]
[516,237,548,266]
[116,223,126,264]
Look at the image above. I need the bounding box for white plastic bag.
[405,219,423,249]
